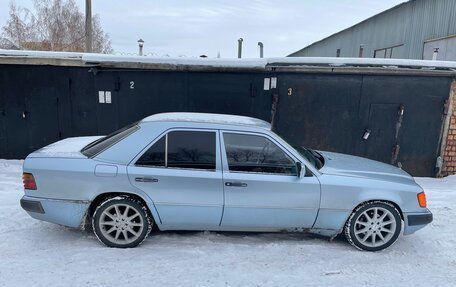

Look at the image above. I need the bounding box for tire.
[345,201,402,252]
[92,196,153,248]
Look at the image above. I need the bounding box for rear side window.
[136,130,216,171]
[134,136,166,167]
[81,123,139,158]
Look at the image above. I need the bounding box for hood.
[318,151,414,182]
[27,136,103,158]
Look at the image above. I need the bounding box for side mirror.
[296,162,302,178]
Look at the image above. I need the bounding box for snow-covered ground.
[0,159,455,287]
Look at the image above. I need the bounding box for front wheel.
[92,196,153,248]
[345,201,402,251]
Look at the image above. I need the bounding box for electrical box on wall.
[98,91,112,104]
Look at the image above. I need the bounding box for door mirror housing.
[296,162,302,178]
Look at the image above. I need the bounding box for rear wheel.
[345,201,402,251]
[92,196,152,248]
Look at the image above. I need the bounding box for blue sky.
[0,0,406,57]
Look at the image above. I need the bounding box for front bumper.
[403,209,433,235]
[20,195,90,228]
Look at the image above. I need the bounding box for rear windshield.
[81,123,139,158]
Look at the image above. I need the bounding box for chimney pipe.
[358,44,364,58]
[138,39,144,56]
[258,42,264,58]
[432,47,439,60]
[238,38,243,58]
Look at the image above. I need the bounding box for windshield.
[292,145,324,170]
[271,130,324,170]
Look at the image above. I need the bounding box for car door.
[220,131,321,229]
[128,129,223,227]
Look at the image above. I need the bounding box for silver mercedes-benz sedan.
[20,112,432,251]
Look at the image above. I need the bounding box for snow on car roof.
[141,112,271,129]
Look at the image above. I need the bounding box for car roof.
[141,112,271,130]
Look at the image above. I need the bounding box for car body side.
[21,120,431,237]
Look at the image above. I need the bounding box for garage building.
[289,0,456,61]
[0,51,455,177]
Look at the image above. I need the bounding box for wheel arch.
[312,198,404,237]
[347,199,404,223]
[85,191,161,229]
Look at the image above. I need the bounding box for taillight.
[22,173,37,190]
[417,191,427,208]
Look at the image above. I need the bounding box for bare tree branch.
[2,0,112,53]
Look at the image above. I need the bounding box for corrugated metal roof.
[289,0,456,59]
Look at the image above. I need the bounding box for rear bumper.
[407,212,433,226]
[20,198,45,214]
[403,209,433,235]
[20,195,90,228]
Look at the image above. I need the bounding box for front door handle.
[225,182,247,187]
[135,177,158,183]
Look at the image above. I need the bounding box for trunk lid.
[27,136,103,158]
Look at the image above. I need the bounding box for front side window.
[223,133,297,175]
[136,130,216,171]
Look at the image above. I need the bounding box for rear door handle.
[225,182,247,187]
[135,177,158,183]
